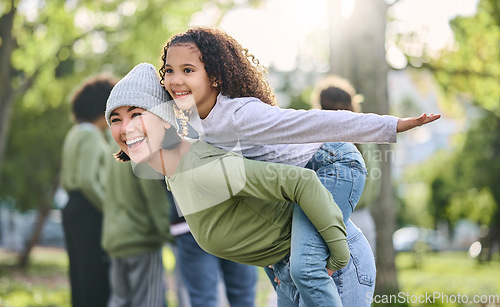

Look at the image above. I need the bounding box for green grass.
[0,247,70,307]
[0,247,499,306]
[395,251,500,306]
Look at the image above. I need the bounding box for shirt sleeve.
[138,178,173,243]
[220,155,350,271]
[231,100,398,145]
[76,132,107,211]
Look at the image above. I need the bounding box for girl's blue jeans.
[266,142,376,306]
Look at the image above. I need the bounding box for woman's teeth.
[126,136,145,148]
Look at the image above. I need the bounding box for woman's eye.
[131,112,142,118]
[165,69,173,74]
[111,118,120,123]
[184,68,193,73]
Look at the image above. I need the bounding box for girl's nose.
[170,73,183,86]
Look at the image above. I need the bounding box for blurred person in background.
[169,198,257,307]
[312,75,379,251]
[60,75,116,307]
[102,140,172,307]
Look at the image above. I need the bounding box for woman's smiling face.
[109,106,169,164]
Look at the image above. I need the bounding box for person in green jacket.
[105,63,350,306]
[60,75,116,307]
[102,139,172,307]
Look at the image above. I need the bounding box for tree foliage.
[0,0,210,211]
[399,0,500,260]
[0,0,249,266]
[431,0,500,115]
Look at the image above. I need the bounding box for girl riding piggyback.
[159,27,440,306]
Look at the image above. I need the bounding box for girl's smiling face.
[162,43,219,119]
[109,106,170,164]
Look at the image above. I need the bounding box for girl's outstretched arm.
[397,113,441,133]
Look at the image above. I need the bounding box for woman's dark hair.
[114,150,131,162]
[159,27,276,106]
[114,126,182,162]
[71,75,117,123]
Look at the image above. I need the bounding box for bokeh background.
[0,0,499,306]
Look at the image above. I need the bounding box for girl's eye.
[131,112,143,118]
[165,68,173,74]
[110,117,121,123]
[184,68,193,73]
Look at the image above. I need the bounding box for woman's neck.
[147,139,193,177]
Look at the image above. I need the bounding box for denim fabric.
[175,232,257,307]
[332,221,376,306]
[305,142,367,223]
[290,203,343,306]
[289,142,374,305]
[265,220,376,306]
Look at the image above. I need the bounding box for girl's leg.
[290,142,368,305]
[290,204,343,306]
[306,143,367,224]
[267,256,301,307]
[332,220,376,306]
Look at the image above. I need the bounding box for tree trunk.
[328,0,400,294]
[17,200,51,268]
[17,180,59,268]
[370,144,399,294]
[0,2,17,177]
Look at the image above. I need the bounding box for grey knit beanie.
[105,63,178,130]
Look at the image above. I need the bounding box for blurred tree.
[398,0,499,261]
[432,0,499,261]
[0,0,247,267]
[0,100,71,267]
[328,0,401,297]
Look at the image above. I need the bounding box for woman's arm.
[217,154,350,271]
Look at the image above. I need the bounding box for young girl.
[158,27,440,306]
[106,63,350,306]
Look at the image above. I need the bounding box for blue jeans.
[332,221,376,306]
[266,220,376,307]
[267,142,376,306]
[175,232,257,307]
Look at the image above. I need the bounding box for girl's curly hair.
[159,27,276,106]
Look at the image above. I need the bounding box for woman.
[106,63,350,306]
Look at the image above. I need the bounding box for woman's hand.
[397,113,441,133]
[327,267,335,276]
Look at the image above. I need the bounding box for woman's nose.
[122,118,136,136]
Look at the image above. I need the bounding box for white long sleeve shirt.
[198,94,398,167]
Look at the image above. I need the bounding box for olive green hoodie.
[101,142,172,258]
[166,140,349,271]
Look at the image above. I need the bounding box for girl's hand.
[327,267,335,276]
[397,113,441,133]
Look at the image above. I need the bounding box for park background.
[0,0,499,306]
